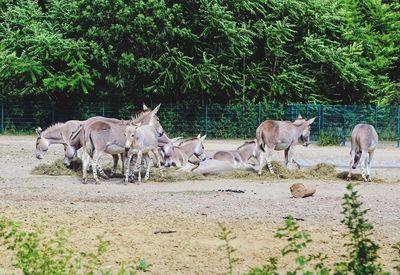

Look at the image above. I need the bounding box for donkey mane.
[236,140,255,150]
[131,109,151,121]
[42,123,64,135]
[178,137,198,146]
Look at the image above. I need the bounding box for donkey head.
[35,127,49,159]
[249,139,260,162]
[62,125,82,166]
[124,124,140,151]
[133,103,164,137]
[193,134,207,161]
[161,136,182,167]
[294,115,317,147]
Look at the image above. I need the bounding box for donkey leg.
[120,153,125,174]
[81,149,90,184]
[144,155,152,181]
[124,153,133,184]
[258,150,266,176]
[91,160,100,184]
[152,149,164,178]
[284,148,289,169]
[359,151,368,182]
[135,151,143,183]
[286,147,296,171]
[110,154,119,177]
[266,149,275,174]
[347,150,355,181]
[366,150,374,182]
[95,153,108,179]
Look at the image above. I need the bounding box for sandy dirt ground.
[0,135,399,274]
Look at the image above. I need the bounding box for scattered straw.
[31,159,384,183]
[32,159,80,176]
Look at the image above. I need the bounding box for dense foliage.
[0,0,399,104]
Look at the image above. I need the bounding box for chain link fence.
[1,101,399,146]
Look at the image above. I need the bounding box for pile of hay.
[32,159,383,183]
[32,159,80,176]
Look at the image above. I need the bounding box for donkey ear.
[197,134,201,139]
[200,134,207,141]
[36,127,42,137]
[297,113,303,119]
[170,137,182,143]
[151,103,161,115]
[307,117,317,125]
[143,102,149,110]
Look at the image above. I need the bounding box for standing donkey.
[347,124,378,182]
[124,124,165,183]
[35,120,83,164]
[256,115,316,175]
[81,105,163,184]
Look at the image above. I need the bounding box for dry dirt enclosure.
[0,135,400,274]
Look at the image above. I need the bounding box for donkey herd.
[35,103,379,184]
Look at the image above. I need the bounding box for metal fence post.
[204,103,208,136]
[317,104,322,140]
[257,102,261,125]
[1,102,4,134]
[375,105,378,129]
[397,106,400,148]
[102,101,105,117]
[342,105,347,146]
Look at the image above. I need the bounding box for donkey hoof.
[82,179,88,184]
[95,180,101,185]
[346,176,351,181]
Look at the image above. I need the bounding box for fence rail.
[0,101,399,146]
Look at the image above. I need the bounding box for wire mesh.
[0,101,399,146]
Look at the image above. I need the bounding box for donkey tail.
[255,128,265,152]
[83,127,95,158]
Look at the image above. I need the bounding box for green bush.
[220,184,398,274]
[318,130,342,146]
[0,220,145,274]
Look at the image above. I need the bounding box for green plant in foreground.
[334,184,383,274]
[136,258,152,272]
[394,242,400,273]
[245,183,398,274]
[218,223,239,275]
[0,219,137,274]
[246,215,329,275]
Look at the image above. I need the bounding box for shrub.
[0,219,141,274]
[318,130,342,146]
[220,183,398,274]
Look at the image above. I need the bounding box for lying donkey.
[213,140,259,168]
[347,124,378,182]
[160,134,207,167]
